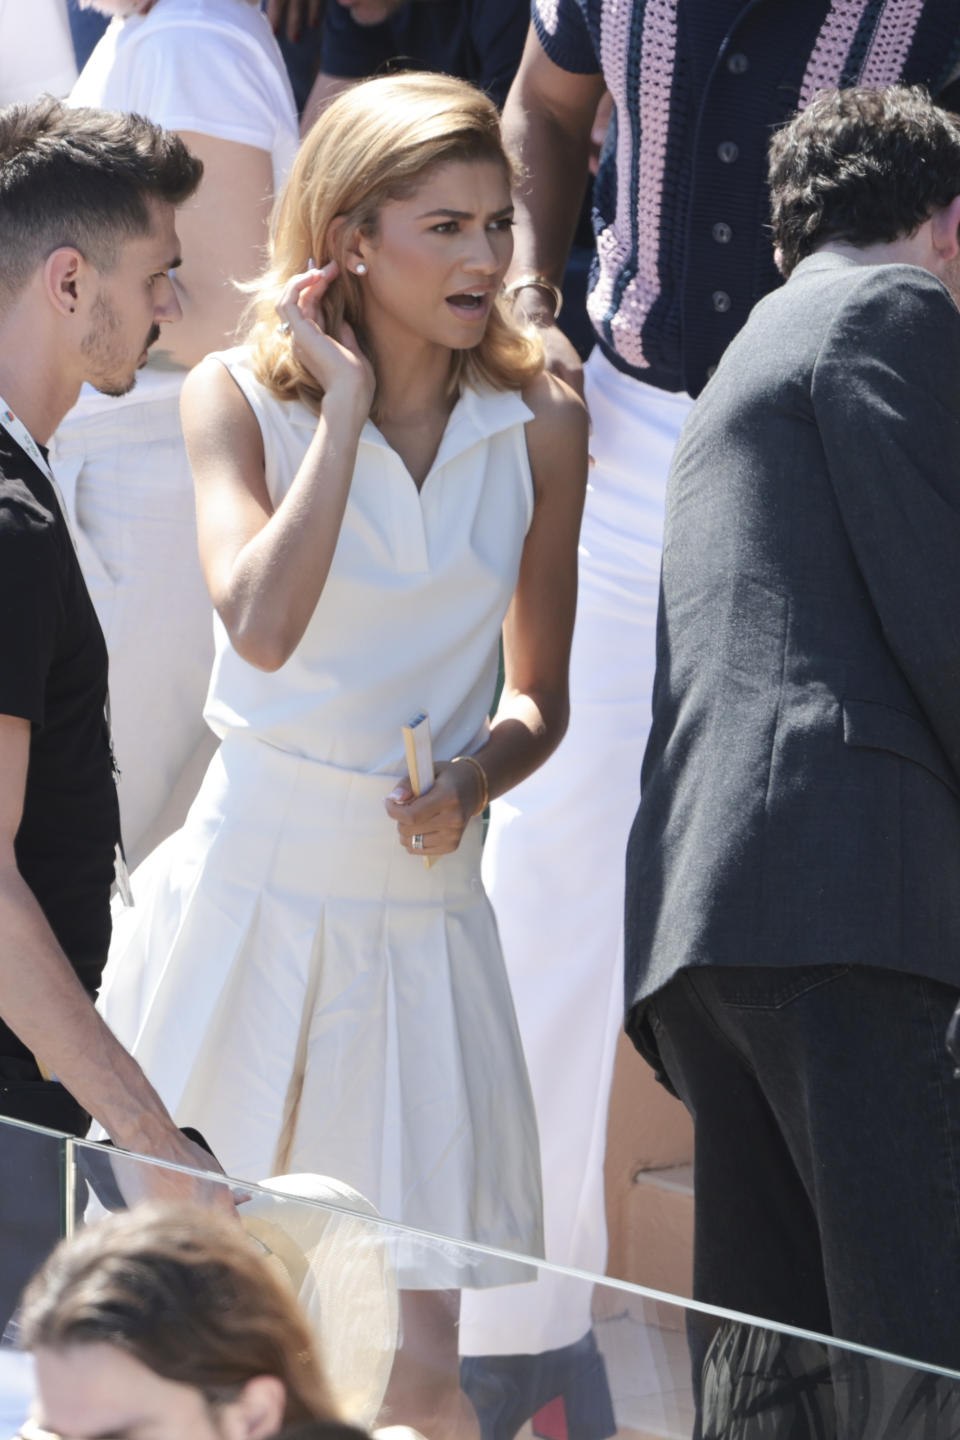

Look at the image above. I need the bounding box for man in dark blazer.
[625,85,960,1371]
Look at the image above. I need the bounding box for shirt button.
[718,141,739,164]
[712,290,731,313]
[712,222,733,244]
[726,51,749,74]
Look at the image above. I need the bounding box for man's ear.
[217,1375,287,1440]
[42,247,86,318]
[930,194,960,261]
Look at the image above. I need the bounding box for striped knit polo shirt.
[536,0,960,396]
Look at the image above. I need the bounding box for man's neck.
[815,230,932,270]
[0,345,81,448]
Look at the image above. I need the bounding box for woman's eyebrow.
[415,205,515,220]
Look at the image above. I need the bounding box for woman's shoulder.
[185,349,317,447]
[511,370,589,508]
[182,348,275,444]
[521,368,587,427]
[199,343,255,376]
[460,370,585,431]
[185,346,256,401]
[521,370,589,465]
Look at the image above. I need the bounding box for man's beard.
[81,295,159,398]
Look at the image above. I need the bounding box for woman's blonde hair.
[20,1204,337,1428]
[245,72,543,418]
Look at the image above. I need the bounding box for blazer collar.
[789,250,862,280]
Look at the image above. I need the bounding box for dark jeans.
[644,965,960,1371]
[0,1058,88,1340]
[698,1320,960,1440]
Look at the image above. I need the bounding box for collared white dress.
[97,349,544,1285]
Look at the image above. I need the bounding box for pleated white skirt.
[98,734,544,1287]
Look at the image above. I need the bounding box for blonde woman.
[98,71,586,1434]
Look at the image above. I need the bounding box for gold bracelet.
[453,753,489,817]
[503,274,564,321]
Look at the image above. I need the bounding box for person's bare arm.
[501,25,605,389]
[187,263,375,672]
[300,72,357,136]
[152,132,275,371]
[0,714,228,1197]
[386,371,587,852]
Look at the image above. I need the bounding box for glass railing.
[1,1114,958,1439]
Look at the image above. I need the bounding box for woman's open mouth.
[445,290,492,320]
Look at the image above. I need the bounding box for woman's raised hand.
[276,261,375,422]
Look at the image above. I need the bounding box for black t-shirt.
[0,433,120,1061]
[322,0,528,109]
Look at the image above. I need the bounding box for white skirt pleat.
[98,734,544,1287]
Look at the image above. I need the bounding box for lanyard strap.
[0,395,77,549]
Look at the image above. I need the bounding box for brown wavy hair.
[19,1204,337,1427]
[245,72,542,420]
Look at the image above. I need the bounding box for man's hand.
[537,324,585,398]
[104,1128,239,1212]
[500,26,604,399]
[107,1117,238,1211]
[265,0,322,43]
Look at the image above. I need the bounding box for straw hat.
[242,1175,399,1432]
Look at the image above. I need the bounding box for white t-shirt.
[70,0,298,191]
[0,0,77,103]
[65,0,298,413]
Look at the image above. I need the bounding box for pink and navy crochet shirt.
[535,0,960,396]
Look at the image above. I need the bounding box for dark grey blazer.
[625,252,960,1037]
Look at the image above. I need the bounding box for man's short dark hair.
[0,96,203,301]
[769,86,960,276]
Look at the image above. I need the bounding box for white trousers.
[49,393,217,868]
[458,350,692,1356]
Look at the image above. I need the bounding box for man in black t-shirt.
[0,96,226,1325]
[0,429,119,1101]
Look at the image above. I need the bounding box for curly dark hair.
[769,86,960,276]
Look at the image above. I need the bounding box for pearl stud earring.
[355,263,367,275]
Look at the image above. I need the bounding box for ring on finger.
[277,320,292,335]
[412,833,425,852]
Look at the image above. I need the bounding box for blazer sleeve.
[811,264,960,780]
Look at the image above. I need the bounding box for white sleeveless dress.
[97,348,544,1285]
